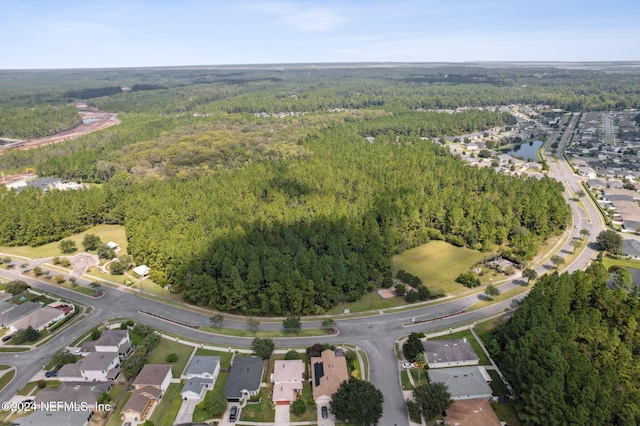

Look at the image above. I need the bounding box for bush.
[455,272,481,288]
[405,291,419,303]
[166,353,178,363]
[37,379,46,389]
[60,259,71,267]
[291,398,306,416]
[54,275,66,284]
[284,350,300,360]
[59,239,77,254]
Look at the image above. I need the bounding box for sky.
[1,0,639,69]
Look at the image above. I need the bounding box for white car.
[401,362,414,369]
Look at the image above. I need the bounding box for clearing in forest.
[392,240,495,295]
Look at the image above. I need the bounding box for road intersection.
[0,114,606,425]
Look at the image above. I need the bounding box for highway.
[0,112,607,425]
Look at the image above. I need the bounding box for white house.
[122,364,173,424]
[132,265,150,278]
[271,359,304,405]
[180,356,220,401]
[9,306,65,332]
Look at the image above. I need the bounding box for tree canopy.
[330,377,384,426]
[489,263,640,425]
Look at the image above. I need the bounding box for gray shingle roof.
[422,338,480,365]
[0,301,41,326]
[185,356,220,377]
[94,330,128,347]
[181,377,212,396]
[427,366,493,399]
[14,410,91,426]
[223,356,263,399]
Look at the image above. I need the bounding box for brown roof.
[133,364,172,388]
[122,386,162,415]
[310,349,349,401]
[445,398,501,426]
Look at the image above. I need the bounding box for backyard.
[146,337,194,378]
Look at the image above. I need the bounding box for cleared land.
[0,224,128,259]
[392,241,495,294]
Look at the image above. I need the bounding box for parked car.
[401,362,414,369]
[229,406,238,422]
[45,370,58,377]
[2,335,11,342]
[321,405,328,419]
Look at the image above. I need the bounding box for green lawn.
[430,329,491,365]
[0,224,128,259]
[192,372,228,423]
[488,369,510,396]
[400,369,413,391]
[195,348,233,369]
[199,325,326,338]
[290,383,317,422]
[492,402,522,426]
[18,380,60,396]
[603,255,640,271]
[392,240,496,295]
[409,367,428,385]
[0,369,15,392]
[106,390,132,426]
[239,389,274,422]
[147,337,194,378]
[326,290,409,315]
[149,382,182,426]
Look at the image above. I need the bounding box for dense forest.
[2,63,638,314]
[489,264,640,425]
[0,105,81,139]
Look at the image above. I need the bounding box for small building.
[36,382,112,408]
[427,366,493,400]
[223,356,264,402]
[106,241,120,252]
[271,359,304,405]
[310,349,349,405]
[132,265,150,278]
[423,338,480,369]
[80,351,120,382]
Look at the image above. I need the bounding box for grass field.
[192,372,228,423]
[603,255,640,271]
[326,290,408,315]
[488,369,510,396]
[400,369,413,390]
[492,402,522,426]
[392,241,496,295]
[199,326,326,338]
[147,337,194,378]
[0,369,15,392]
[149,382,183,426]
[106,390,132,426]
[240,389,274,422]
[290,383,317,422]
[0,224,128,259]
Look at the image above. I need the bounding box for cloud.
[256,2,346,32]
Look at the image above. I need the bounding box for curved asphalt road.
[0,113,607,425]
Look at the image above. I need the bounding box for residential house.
[0,301,41,328]
[36,382,111,409]
[271,359,304,405]
[13,410,92,426]
[58,351,120,382]
[121,364,172,424]
[9,306,65,332]
[422,338,480,369]
[180,356,220,401]
[311,349,349,405]
[427,366,493,400]
[132,265,150,278]
[444,398,501,426]
[223,356,264,402]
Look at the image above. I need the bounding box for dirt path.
[0,109,120,155]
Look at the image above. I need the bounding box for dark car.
[45,370,58,377]
[2,335,11,342]
[321,406,328,419]
[229,406,238,422]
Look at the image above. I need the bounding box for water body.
[503,140,543,161]
[82,118,101,124]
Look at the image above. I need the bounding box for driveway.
[317,404,335,426]
[173,398,198,425]
[274,404,290,425]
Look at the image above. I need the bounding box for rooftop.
[133,364,172,387]
[185,355,220,377]
[310,349,349,400]
[422,338,480,365]
[445,398,501,426]
[223,356,264,399]
[427,366,493,399]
